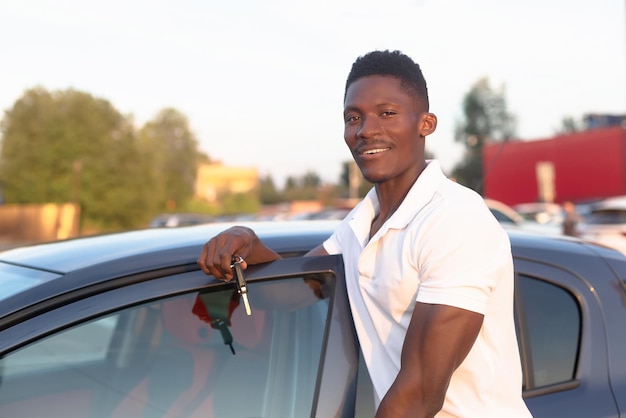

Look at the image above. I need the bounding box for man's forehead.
[344,75,414,106]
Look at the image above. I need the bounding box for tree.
[452,78,516,194]
[283,171,323,201]
[0,87,152,230]
[138,108,206,212]
[219,191,261,215]
[338,161,371,199]
[555,116,583,135]
[259,174,283,204]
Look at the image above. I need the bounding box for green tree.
[220,191,261,215]
[0,87,152,230]
[259,174,283,204]
[283,171,323,201]
[452,78,516,194]
[338,161,371,198]
[138,108,206,212]
[556,116,583,134]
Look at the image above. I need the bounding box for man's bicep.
[379,303,483,416]
[404,302,483,371]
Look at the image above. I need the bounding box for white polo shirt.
[323,160,531,417]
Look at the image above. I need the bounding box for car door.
[350,255,624,418]
[0,255,359,418]
[514,258,620,418]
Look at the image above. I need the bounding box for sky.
[1,0,625,187]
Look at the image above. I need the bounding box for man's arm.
[376,302,483,418]
[305,244,329,256]
[197,226,329,280]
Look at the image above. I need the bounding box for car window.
[586,209,626,225]
[516,275,581,389]
[1,315,119,376]
[0,273,334,418]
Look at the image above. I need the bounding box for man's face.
[343,75,429,186]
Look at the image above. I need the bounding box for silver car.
[582,196,626,255]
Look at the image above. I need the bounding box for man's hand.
[197,226,280,281]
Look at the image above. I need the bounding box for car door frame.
[514,256,620,418]
[0,254,360,418]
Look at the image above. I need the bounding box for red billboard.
[483,126,626,206]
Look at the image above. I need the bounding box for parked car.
[513,202,564,226]
[485,198,525,225]
[149,213,214,228]
[581,196,626,255]
[1,221,626,417]
[485,199,561,236]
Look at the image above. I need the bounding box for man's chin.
[360,170,391,185]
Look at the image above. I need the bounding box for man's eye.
[381,111,396,117]
[345,115,360,123]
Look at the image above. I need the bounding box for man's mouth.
[359,147,391,156]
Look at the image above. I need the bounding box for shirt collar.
[348,160,447,243]
[387,160,447,229]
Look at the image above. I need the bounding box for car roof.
[0,220,340,274]
[591,196,626,212]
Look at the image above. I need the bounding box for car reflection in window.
[0,273,335,418]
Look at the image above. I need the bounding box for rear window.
[0,262,61,302]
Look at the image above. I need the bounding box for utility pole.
[349,161,361,201]
[72,159,82,204]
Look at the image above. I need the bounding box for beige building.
[195,163,259,203]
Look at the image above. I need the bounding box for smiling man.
[198,50,532,417]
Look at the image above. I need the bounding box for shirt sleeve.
[323,231,340,255]
[414,199,513,315]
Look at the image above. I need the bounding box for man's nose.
[357,115,381,138]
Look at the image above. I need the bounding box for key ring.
[230,255,244,268]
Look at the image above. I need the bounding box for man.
[562,200,582,237]
[198,50,531,417]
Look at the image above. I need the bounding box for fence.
[0,203,80,243]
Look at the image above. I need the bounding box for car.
[148,213,214,228]
[581,196,626,255]
[485,198,525,225]
[1,221,626,417]
[485,199,561,236]
[513,202,564,226]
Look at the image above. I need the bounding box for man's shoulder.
[432,179,489,215]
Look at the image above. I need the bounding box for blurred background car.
[581,196,626,255]
[485,199,562,236]
[485,198,525,225]
[513,202,564,227]
[148,213,214,228]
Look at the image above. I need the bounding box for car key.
[231,256,251,316]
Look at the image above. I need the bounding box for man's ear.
[419,113,438,137]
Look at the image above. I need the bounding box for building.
[483,126,626,206]
[195,163,259,203]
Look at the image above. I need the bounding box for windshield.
[0,262,61,301]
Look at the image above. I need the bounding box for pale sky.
[1,0,624,187]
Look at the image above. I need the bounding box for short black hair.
[344,50,429,109]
